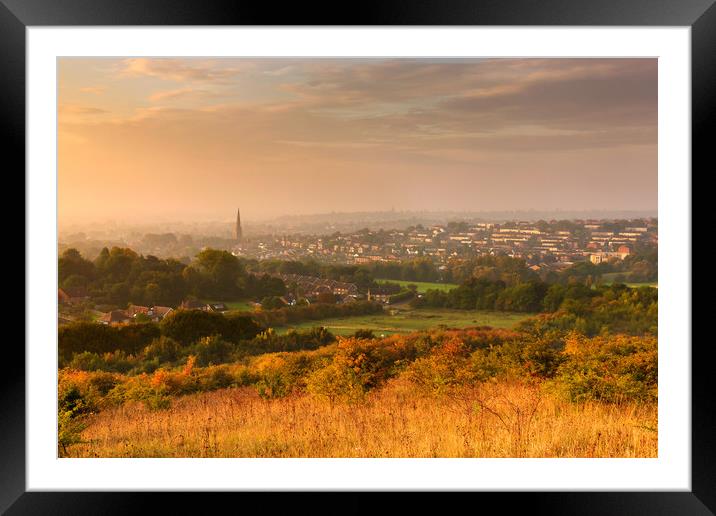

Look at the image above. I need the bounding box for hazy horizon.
[58,208,658,239]
[59,57,657,226]
[60,207,659,226]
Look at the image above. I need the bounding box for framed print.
[4,0,711,513]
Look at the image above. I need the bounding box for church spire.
[235,208,243,242]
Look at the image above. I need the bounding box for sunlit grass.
[70,381,656,458]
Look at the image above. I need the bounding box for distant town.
[232,216,657,269]
[58,210,658,327]
[60,210,657,269]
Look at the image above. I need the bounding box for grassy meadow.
[209,300,257,311]
[59,326,657,458]
[606,282,658,289]
[599,273,658,288]
[375,278,460,293]
[275,307,531,336]
[70,381,657,458]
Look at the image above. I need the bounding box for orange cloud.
[148,87,205,102]
[121,58,253,82]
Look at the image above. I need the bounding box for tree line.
[59,247,286,309]
[245,253,657,289]
[58,310,263,361]
[60,245,657,314]
[412,279,657,336]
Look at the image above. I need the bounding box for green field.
[620,282,658,288]
[276,307,532,336]
[209,300,257,311]
[375,279,459,293]
[599,273,658,288]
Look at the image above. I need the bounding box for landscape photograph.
[57,57,658,458]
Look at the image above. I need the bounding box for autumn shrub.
[249,353,288,399]
[57,369,106,456]
[466,346,520,382]
[66,351,106,372]
[552,332,657,402]
[403,337,475,394]
[333,337,411,389]
[103,371,177,410]
[516,312,580,337]
[87,371,121,396]
[250,351,315,398]
[196,366,235,391]
[514,336,566,378]
[256,373,290,399]
[403,330,566,392]
[232,365,260,387]
[59,382,92,416]
[58,369,106,413]
[66,350,138,373]
[143,336,182,363]
[305,361,367,403]
[106,375,148,404]
[193,335,235,366]
[459,327,522,350]
[58,407,88,456]
[304,336,412,401]
[143,391,172,410]
[300,330,528,400]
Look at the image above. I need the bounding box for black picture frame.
[4,0,709,513]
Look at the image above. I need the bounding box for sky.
[58,58,657,225]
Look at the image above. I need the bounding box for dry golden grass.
[70,380,657,458]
